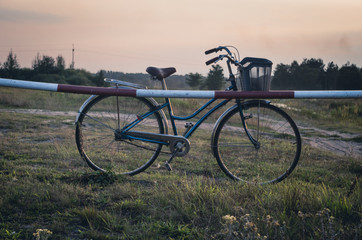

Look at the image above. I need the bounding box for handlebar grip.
[205,48,218,55]
[205,57,219,65]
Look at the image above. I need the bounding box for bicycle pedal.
[184,122,194,128]
[183,122,194,136]
[165,162,172,171]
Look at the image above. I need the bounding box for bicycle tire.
[212,101,301,184]
[75,95,164,175]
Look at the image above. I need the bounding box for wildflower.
[273,220,280,227]
[244,221,258,233]
[33,229,53,240]
[222,215,237,224]
[241,213,251,220]
[324,208,331,213]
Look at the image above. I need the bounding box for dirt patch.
[0,108,78,117]
[300,125,362,157]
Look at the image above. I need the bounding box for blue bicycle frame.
[121,94,259,150]
[122,96,231,145]
[121,56,260,149]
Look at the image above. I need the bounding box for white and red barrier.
[1,78,362,99]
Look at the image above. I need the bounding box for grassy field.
[0,87,361,239]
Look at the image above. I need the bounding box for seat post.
[161,77,177,135]
[161,78,168,90]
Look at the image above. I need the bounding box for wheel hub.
[114,129,123,141]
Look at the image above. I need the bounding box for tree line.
[0,50,224,90]
[1,50,361,90]
[271,58,362,90]
[0,50,192,89]
[0,50,106,86]
[186,65,225,90]
[186,59,362,90]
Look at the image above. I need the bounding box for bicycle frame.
[122,96,232,145]
[121,95,260,151]
[121,59,260,149]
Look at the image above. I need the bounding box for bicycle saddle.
[146,67,176,80]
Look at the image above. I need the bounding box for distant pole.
[70,44,75,69]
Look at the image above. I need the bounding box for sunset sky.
[1,0,362,75]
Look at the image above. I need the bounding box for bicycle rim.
[76,95,164,175]
[214,101,301,184]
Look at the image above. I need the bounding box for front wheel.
[212,101,301,184]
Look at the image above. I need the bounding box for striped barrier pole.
[1,78,362,99]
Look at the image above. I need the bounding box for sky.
[1,0,362,76]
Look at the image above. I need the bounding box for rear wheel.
[75,95,164,175]
[213,101,301,184]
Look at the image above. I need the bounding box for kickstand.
[165,145,182,171]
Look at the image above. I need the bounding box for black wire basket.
[238,57,273,91]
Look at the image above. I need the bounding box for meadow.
[0,87,361,239]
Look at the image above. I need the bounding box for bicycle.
[75,46,301,184]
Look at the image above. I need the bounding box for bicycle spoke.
[81,112,117,132]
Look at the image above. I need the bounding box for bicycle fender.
[75,94,98,123]
[146,97,169,135]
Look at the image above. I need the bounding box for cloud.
[0,8,65,24]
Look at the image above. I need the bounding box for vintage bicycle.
[75,46,301,184]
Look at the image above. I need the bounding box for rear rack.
[104,78,147,89]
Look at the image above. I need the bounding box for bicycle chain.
[120,139,170,154]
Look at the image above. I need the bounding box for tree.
[93,70,106,86]
[205,65,224,90]
[302,58,326,89]
[56,55,66,72]
[325,62,339,89]
[272,58,338,90]
[302,58,324,70]
[337,64,362,90]
[32,54,56,74]
[297,64,321,89]
[2,50,20,78]
[289,58,325,90]
[32,53,41,71]
[271,63,291,90]
[66,70,92,85]
[186,72,203,89]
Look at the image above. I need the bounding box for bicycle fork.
[237,100,261,149]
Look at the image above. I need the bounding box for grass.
[0,88,361,239]
[273,99,362,134]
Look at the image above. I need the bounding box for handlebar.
[205,46,238,66]
[205,48,220,55]
[205,56,220,66]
